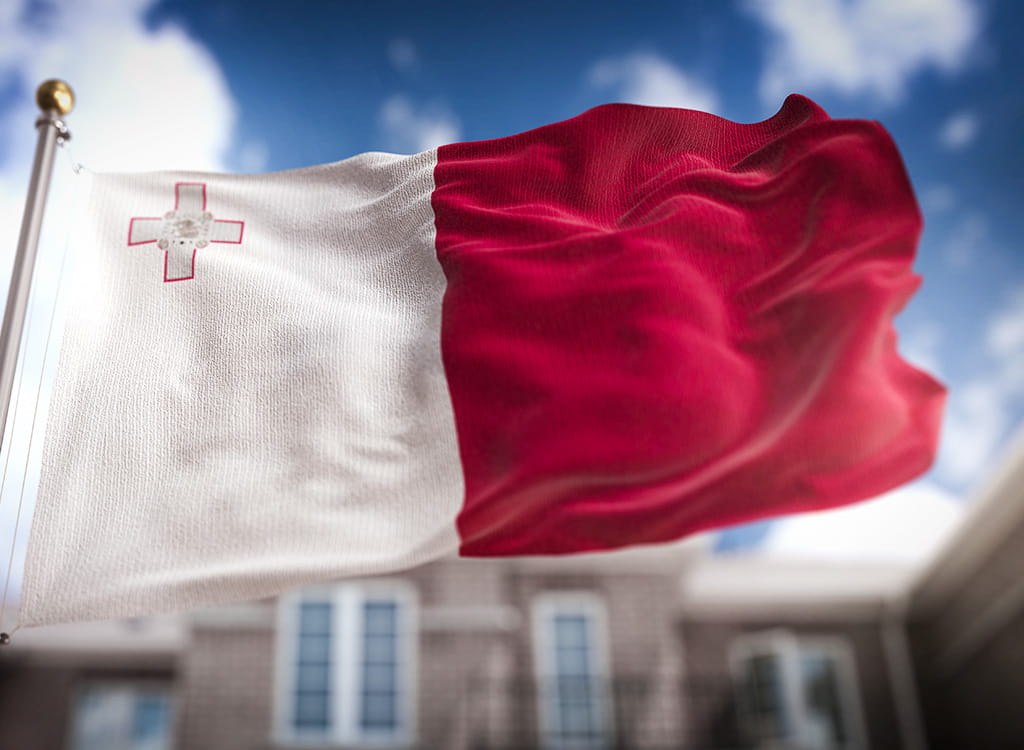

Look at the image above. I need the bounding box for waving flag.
[19,94,943,626]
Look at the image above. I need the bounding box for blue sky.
[0,0,1022,567]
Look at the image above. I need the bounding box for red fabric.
[432,94,945,557]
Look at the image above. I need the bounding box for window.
[294,601,333,732]
[360,599,401,732]
[275,582,417,746]
[731,630,866,750]
[69,683,174,750]
[533,593,613,750]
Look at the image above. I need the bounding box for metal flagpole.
[0,80,73,647]
[0,80,74,461]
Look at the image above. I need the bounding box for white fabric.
[20,150,463,627]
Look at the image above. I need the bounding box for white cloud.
[900,322,944,379]
[938,381,1011,485]
[942,212,989,268]
[937,110,979,150]
[0,0,239,266]
[745,0,981,104]
[935,288,1024,487]
[762,482,963,562]
[920,183,956,213]
[1,15,236,175]
[378,94,460,153]
[237,139,270,173]
[588,52,719,112]
[986,287,1024,359]
[0,0,239,617]
[387,38,419,73]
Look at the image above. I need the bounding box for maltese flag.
[20,95,944,626]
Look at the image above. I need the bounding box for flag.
[19,94,944,627]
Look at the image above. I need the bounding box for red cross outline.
[128,182,244,283]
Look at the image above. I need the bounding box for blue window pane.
[360,599,401,733]
[294,600,332,734]
[364,601,397,635]
[133,694,171,746]
[363,663,397,692]
[294,693,329,728]
[364,633,398,663]
[300,603,332,635]
[361,694,397,729]
[557,675,594,705]
[298,634,331,663]
[296,664,330,692]
[557,646,591,676]
[559,701,595,735]
[554,615,589,649]
[547,611,605,743]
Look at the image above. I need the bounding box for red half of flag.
[433,94,945,555]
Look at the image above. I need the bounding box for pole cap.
[36,79,74,115]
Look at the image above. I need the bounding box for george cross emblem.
[128,182,244,283]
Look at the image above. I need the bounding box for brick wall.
[176,626,276,750]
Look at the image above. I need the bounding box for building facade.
[2,549,697,750]
[0,548,915,750]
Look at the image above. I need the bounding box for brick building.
[2,433,1023,749]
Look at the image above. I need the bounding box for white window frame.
[532,591,614,750]
[274,580,418,747]
[66,679,176,750]
[729,629,867,750]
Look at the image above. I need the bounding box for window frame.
[531,591,614,750]
[274,580,418,747]
[729,629,867,750]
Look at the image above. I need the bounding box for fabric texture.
[433,94,944,555]
[20,151,464,626]
[19,95,943,627]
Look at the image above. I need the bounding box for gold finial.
[36,79,74,116]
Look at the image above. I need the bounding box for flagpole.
[0,80,74,461]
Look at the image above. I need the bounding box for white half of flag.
[22,151,464,626]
